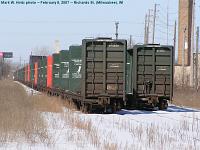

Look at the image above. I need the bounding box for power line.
[0,20,145,25]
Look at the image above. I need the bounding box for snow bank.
[15,81,40,96]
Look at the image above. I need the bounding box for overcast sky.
[0,0,199,63]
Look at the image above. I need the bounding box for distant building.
[178,0,193,66]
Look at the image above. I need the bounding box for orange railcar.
[47,56,53,88]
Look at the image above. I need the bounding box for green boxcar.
[69,45,82,93]
[59,50,70,90]
[38,57,47,87]
[126,44,173,109]
[52,53,61,89]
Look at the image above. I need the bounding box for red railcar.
[47,56,53,88]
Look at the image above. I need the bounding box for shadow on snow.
[116,105,199,116]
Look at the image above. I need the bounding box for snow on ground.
[5,82,200,150]
[15,81,41,96]
[70,106,200,150]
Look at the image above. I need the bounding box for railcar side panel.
[69,46,82,93]
[60,50,70,90]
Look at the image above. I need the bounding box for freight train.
[14,38,174,113]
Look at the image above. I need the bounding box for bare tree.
[0,60,12,79]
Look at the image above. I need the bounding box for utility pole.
[20,57,22,67]
[173,20,177,71]
[173,21,177,53]
[191,0,195,88]
[152,4,158,44]
[195,27,199,90]
[182,28,187,86]
[147,9,152,44]
[167,3,169,44]
[129,35,132,48]
[115,21,119,40]
[144,14,148,44]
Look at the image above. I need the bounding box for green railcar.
[21,67,25,82]
[69,45,82,93]
[59,50,70,90]
[52,53,61,89]
[38,57,47,88]
[126,44,174,110]
[81,38,127,113]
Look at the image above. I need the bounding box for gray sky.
[0,0,199,63]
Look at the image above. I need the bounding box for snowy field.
[3,82,200,150]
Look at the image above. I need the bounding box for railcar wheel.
[111,103,117,113]
[158,100,168,110]
[81,104,89,113]
[117,102,121,111]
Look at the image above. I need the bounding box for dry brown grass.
[0,80,52,145]
[173,87,200,109]
[0,80,104,148]
[103,142,119,150]
[31,95,63,113]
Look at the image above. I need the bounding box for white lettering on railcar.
[61,62,69,78]
[55,73,59,78]
[108,44,120,47]
[157,66,167,71]
[72,59,82,79]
